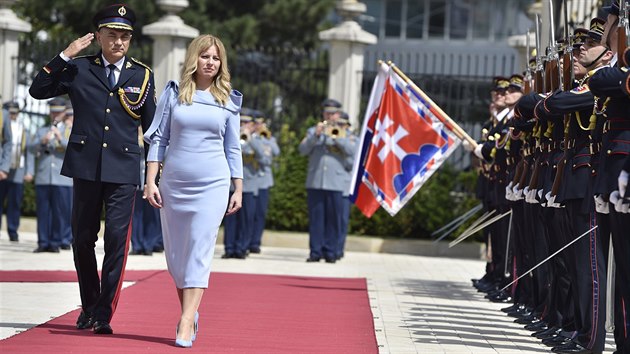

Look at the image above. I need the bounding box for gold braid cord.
[118,68,151,119]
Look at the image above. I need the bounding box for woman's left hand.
[226,191,242,216]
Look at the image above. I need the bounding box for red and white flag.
[349,63,461,217]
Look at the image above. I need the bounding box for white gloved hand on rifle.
[545,191,562,208]
[512,183,524,201]
[505,182,514,201]
[619,170,628,199]
[594,194,610,214]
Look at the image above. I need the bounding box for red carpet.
[0,271,377,353]
[0,270,161,282]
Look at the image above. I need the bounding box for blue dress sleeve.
[145,81,178,162]
[225,89,243,179]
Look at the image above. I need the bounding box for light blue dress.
[145,81,243,288]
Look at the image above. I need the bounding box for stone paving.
[0,229,616,353]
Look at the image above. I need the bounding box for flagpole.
[386,61,478,148]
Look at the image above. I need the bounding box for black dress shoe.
[129,250,144,255]
[221,253,234,259]
[551,341,592,353]
[543,335,572,347]
[153,246,164,253]
[233,253,247,259]
[306,257,321,262]
[524,320,547,331]
[60,244,71,250]
[143,250,153,256]
[93,321,113,334]
[533,326,560,338]
[501,303,520,313]
[47,247,60,253]
[33,247,48,253]
[249,247,261,254]
[76,311,94,329]
[514,314,538,324]
[325,258,336,263]
[9,234,18,242]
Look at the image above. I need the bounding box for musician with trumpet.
[222,108,269,259]
[249,110,280,254]
[31,98,73,253]
[298,99,357,263]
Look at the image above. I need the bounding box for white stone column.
[142,0,198,97]
[319,0,376,128]
[0,0,32,102]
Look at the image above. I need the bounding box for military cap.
[3,101,19,114]
[240,107,254,123]
[508,74,524,91]
[337,111,350,125]
[322,98,342,113]
[253,110,266,123]
[572,28,589,48]
[92,4,136,32]
[492,76,510,91]
[586,18,606,42]
[603,0,620,16]
[48,98,66,113]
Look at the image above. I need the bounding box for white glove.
[462,139,474,152]
[512,184,524,201]
[610,191,624,213]
[619,170,628,199]
[545,191,562,208]
[473,144,484,160]
[505,182,514,201]
[594,195,610,214]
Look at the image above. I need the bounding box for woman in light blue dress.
[143,34,243,348]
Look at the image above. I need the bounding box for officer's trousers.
[0,180,24,239]
[307,188,342,260]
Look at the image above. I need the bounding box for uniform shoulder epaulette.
[130,57,152,72]
[621,67,628,73]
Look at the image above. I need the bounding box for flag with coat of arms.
[349,62,461,217]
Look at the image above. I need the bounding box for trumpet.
[323,120,346,138]
[259,127,272,139]
[240,130,250,144]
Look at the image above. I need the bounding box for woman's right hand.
[143,183,163,208]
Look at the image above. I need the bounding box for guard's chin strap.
[583,47,610,69]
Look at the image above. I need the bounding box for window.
[428,0,446,38]
[406,1,426,39]
[385,0,403,37]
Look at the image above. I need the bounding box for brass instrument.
[240,129,250,144]
[323,120,346,138]
[259,127,271,139]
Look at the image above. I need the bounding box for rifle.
[528,3,561,193]
[619,0,629,66]
[550,0,574,198]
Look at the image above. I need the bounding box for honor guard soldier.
[223,108,268,259]
[299,98,353,263]
[29,4,156,334]
[0,102,33,242]
[249,110,280,254]
[589,8,630,352]
[31,98,73,253]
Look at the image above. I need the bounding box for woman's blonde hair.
[178,34,231,105]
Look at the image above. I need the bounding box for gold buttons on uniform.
[105,126,110,131]
[109,92,114,97]
[124,147,129,151]
[80,140,85,144]
[106,108,111,113]
[103,143,108,148]
[606,150,611,155]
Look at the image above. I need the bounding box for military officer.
[299,98,354,263]
[0,102,33,241]
[29,4,156,334]
[31,98,73,253]
[249,110,280,254]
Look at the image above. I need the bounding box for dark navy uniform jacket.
[536,83,595,202]
[29,53,156,185]
[589,66,630,196]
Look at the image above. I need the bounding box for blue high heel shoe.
[175,320,194,348]
[192,312,199,342]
